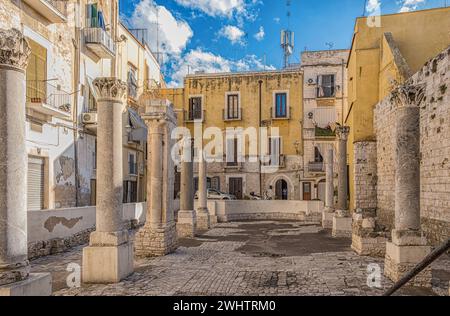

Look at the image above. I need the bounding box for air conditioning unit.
[307,78,316,85]
[308,112,314,119]
[82,112,98,124]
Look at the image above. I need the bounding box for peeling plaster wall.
[374,47,450,246]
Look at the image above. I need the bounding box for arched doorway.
[275,179,288,200]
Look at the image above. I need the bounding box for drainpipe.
[73,1,81,206]
[258,79,263,196]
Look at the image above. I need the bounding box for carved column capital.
[390,82,426,108]
[336,126,350,141]
[0,28,31,70]
[93,77,127,101]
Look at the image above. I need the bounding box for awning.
[128,108,147,142]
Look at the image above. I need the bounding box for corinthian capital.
[93,77,127,101]
[390,81,426,108]
[336,126,350,141]
[0,28,31,70]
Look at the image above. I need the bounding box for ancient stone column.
[384,83,431,287]
[177,138,197,238]
[0,28,51,296]
[135,99,178,257]
[82,78,134,284]
[332,126,352,237]
[322,148,335,229]
[196,152,211,230]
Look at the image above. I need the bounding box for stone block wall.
[374,46,450,246]
[353,141,378,212]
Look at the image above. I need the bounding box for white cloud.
[399,0,426,12]
[127,0,193,57]
[169,49,275,87]
[174,0,246,18]
[366,0,381,15]
[218,25,246,45]
[254,26,265,41]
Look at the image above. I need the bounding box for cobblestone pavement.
[30,221,450,296]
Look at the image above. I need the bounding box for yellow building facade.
[345,7,450,211]
[161,70,305,200]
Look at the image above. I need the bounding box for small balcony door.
[303,182,312,201]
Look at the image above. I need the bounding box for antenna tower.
[281,0,294,68]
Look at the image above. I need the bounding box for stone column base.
[209,215,219,227]
[322,208,334,229]
[177,210,197,238]
[351,234,387,257]
[0,273,52,296]
[384,231,432,288]
[332,211,352,238]
[197,209,211,231]
[82,230,134,284]
[135,221,178,257]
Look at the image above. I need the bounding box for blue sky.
[119,0,448,86]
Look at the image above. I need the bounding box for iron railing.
[43,0,68,17]
[26,80,71,113]
[271,107,292,119]
[83,27,115,55]
[223,108,242,121]
[308,161,325,172]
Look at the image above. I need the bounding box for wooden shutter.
[26,39,47,101]
[27,157,45,211]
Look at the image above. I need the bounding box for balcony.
[270,107,292,120]
[83,28,115,59]
[183,110,205,123]
[26,80,71,119]
[22,0,68,23]
[223,108,242,121]
[308,161,325,173]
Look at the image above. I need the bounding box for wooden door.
[229,178,243,200]
[303,182,312,201]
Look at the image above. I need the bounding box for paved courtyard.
[31,221,450,296]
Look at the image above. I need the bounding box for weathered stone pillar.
[0,28,52,296]
[135,99,178,257]
[82,78,134,284]
[196,152,211,230]
[351,141,388,257]
[332,126,352,237]
[384,83,431,287]
[177,138,197,238]
[322,148,335,229]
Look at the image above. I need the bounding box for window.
[86,3,106,29]
[317,74,336,98]
[275,93,288,118]
[211,176,221,191]
[26,39,47,103]
[127,65,138,100]
[88,86,97,112]
[188,97,202,121]
[314,147,324,163]
[123,181,137,203]
[226,137,239,167]
[128,152,137,175]
[268,137,282,166]
[226,94,240,119]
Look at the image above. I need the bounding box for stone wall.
[27,203,146,259]
[213,200,324,223]
[353,141,378,212]
[374,46,450,245]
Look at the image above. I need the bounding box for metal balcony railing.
[271,107,292,120]
[83,27,116,56]
[184,109,205,122]
[223,108,242,121]
[44,0,68,17]
[26,80,71,114]
[308,161,325,172]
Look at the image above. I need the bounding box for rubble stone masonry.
[375,46,450,246]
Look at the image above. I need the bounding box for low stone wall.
[28,203,146,260]
[213,200,324,223]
